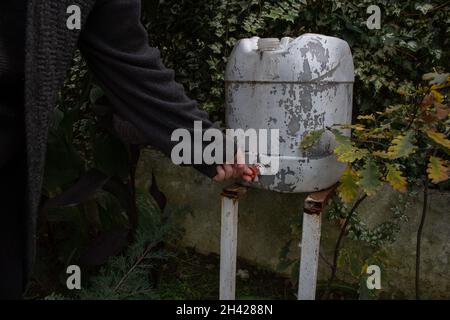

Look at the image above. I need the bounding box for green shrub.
[142,0,448,120]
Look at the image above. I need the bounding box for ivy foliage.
[142,0,448,120]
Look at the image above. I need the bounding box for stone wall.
[136,148,450,299]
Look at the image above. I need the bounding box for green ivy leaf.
[338,166,360,203]
[384,131,416,159]
[386,164,407,192]
[427,156,449,184]
[300,129,325,150]
[331,129,369,163]
[422,72,450,85]
[358,159,382,196]
[336,146,369,163]
[425,130,450,151]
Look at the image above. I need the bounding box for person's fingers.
[243,166,253,175]
[232,161,244,172]
[213,165,225,182]
[233,167,244,179]
[223,164,234,180]
[235,148,245,169]
[235,162,245,169]
[243,165,260,182]
[214,163,260,182]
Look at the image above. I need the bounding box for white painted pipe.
[298,211,322,300]
[219,195,239,300]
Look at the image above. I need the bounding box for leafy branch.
[303,71,450,298]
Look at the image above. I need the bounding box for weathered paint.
[298,185,344,300]
[298,211,322,300]
[225,34,354,193]
[219,184,247,300]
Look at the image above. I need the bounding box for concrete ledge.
[136,148,450,299]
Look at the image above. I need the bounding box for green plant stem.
[114,242,155,293]
[323,193,367,299]
[415,180,429,300]
[406,97,422,131]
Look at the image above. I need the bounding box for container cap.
[257,38,281,51]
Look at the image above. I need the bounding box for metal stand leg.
[219,184,248,300]
[298,186,336,300]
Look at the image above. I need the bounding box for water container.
[225,34,354,193]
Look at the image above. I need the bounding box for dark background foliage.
[142,0,449,121]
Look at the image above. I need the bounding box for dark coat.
[24,0,218,278]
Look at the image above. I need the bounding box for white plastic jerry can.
[225,34,354,193]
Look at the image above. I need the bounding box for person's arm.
[78,0,233,178]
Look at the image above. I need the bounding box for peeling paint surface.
[225,34,354,193]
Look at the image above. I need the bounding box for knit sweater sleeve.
[78,0,225,178]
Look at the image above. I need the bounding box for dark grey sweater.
[1,0,220,175]
[3,0,223,280]
[79,0,220,177]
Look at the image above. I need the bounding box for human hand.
[212,163,256,182]
[212,149,258,182]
